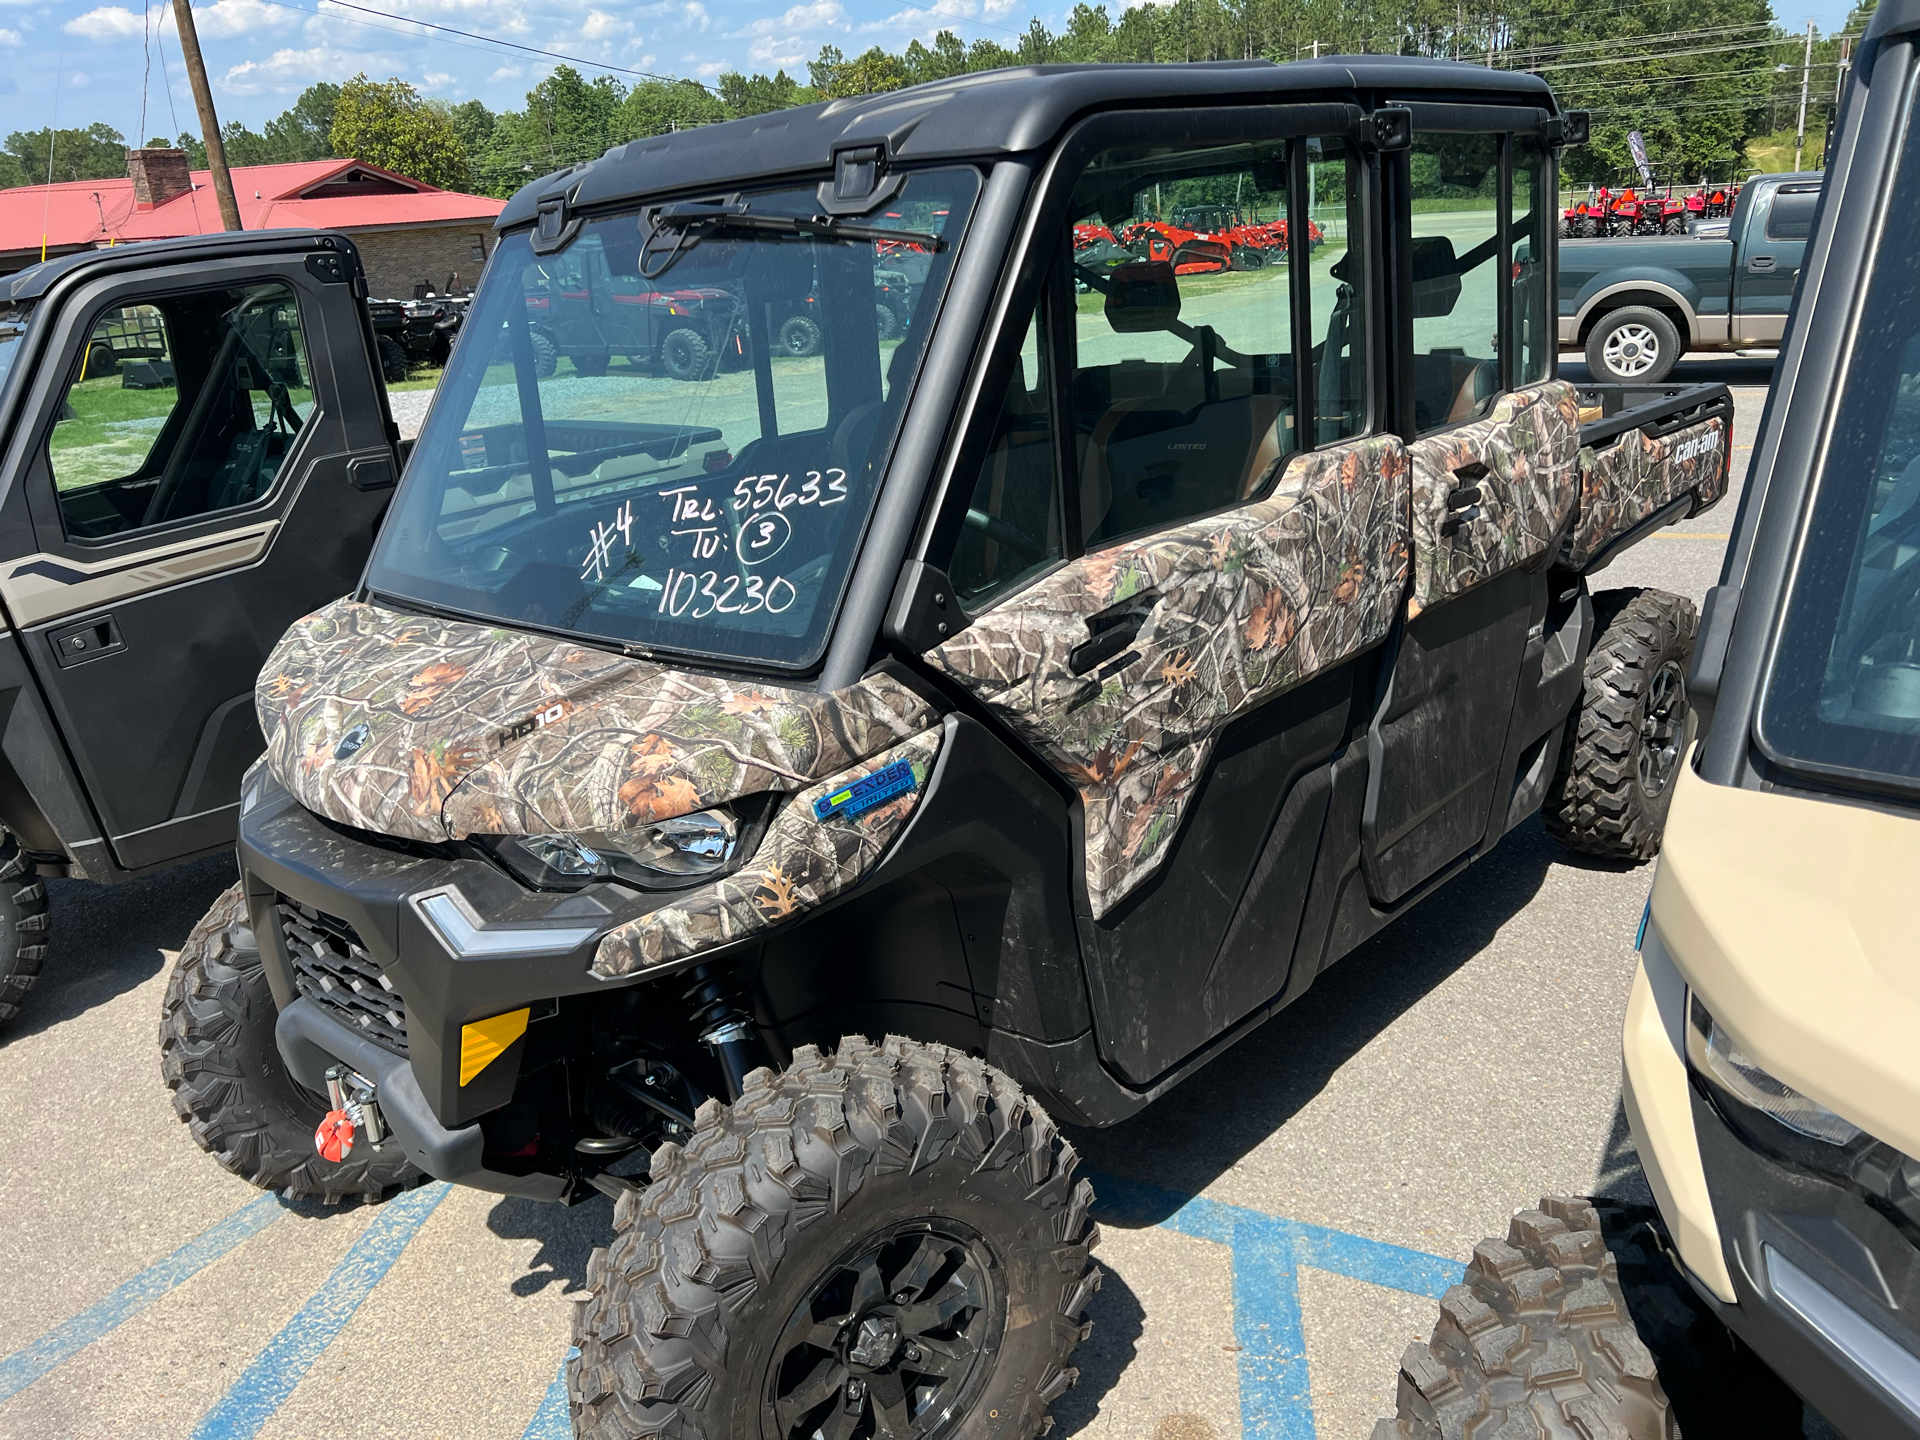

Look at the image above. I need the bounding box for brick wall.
[350,225,495,299]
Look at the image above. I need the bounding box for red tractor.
[1561,193,1602,238]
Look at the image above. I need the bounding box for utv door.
[1358,124,1577,906]
[918,110,1403,1086]
[0,238,398,875]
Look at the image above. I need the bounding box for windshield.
[1758,134,1920,792]
[367,168,978,669]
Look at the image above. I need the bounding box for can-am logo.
[1671,431,1721,465]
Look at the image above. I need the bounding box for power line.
[259,0,721,91]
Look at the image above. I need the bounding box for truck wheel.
[660,327,712,382]
[159,884,424,1205]
[875,301,901,342]
[777,314,822,357]
[0,831,50,1023]
[570,1036,1099,1440]
[1545,588,1697,861]
[377,336,409,383]
[1586,306,1681,384]
[1375,1196,1802,1440]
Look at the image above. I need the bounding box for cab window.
[949,304,1062,608]
[1068,137,1299,549]
[48,284,314,540]
[1766,186,1821,241]
[1409,133,1501,434]
[936,125,1370,610]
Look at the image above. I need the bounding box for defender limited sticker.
[812,758,917,823]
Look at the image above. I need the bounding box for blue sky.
[0,0,1868,136]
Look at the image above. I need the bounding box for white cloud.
[488,63,526,81]
[679,2,709,32]
[63,7,145,40]
[71,69,91,86]
[224,44,394,94]
[0,26,19,45]
[727,0,846,37]
[420,69,454,87]
[193,0,301,38]
[746,33,808,67]
[579,8,630,41]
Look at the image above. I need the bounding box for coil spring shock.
[685,962,761,1101]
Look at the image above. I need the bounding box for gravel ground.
[0,355,1799,1440]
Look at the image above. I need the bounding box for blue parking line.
[192,1182,451,1440]
[0,1191,285,1405]
[519,1348,576,1440]
[1096,1175,1466,1439]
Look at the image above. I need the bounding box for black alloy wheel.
[768,1221,1002,1439]
[1637,659,1689,795]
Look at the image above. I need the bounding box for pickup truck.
[1560,170,1825,383]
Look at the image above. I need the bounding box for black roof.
[6,229,337,303]
[498,56,1558,230]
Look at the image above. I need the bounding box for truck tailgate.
[1564,381,1735,571]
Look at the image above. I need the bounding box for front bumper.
[1631,929,1920,1434]
[238,775,690,1197]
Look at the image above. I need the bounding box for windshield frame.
[1753,121,1920,800]
[363,166,982,676]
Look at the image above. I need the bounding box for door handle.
[1748,256,1776,273]
[1068,603,1151,677]
[49,614,125,668]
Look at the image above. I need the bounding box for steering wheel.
[964,508,1045,563]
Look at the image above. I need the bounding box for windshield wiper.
[642,201,944,278]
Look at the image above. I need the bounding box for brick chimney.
[127,148,193,210]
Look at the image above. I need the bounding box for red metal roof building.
[0,150,505,298]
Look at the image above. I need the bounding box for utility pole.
[170,0,242,231]
[1794,18,1813,174]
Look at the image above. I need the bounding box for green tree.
[902,32,967,83]
[618,78,727,138]
[718,70,814,116]
[447,99,497,160]
[263,82,341,162]
[5,124,128,184]
[330,74,472,189]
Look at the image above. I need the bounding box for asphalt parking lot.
[1,356,1781,1440]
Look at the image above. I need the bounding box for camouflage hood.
[257,598,935,844]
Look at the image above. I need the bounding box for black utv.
[0,235,403,1021]
[158,58,1735,1438]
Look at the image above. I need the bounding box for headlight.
[1686,991,1861,1146]
[480,809,739,892]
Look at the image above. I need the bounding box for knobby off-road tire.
[0,830,50,1022]
[159,883,423,1204]
[570,1035,1100,1440]
[1375,1196,1802,1440]
[1545,588,1698,862]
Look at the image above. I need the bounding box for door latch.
[49,615,124,668]
[1748,255,1777,273]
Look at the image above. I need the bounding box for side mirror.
[1104,260,1181,334]
[1410,235,1462,318]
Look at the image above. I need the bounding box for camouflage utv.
[161,57,1733,1436]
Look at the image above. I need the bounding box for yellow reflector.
[459,1007,530,1086]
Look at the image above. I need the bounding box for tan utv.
[1381,4,1920,1437]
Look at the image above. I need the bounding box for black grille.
[279,898,408,1054]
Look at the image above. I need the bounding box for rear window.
[1766,187,1821,241]
[1757,148,1920,792]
